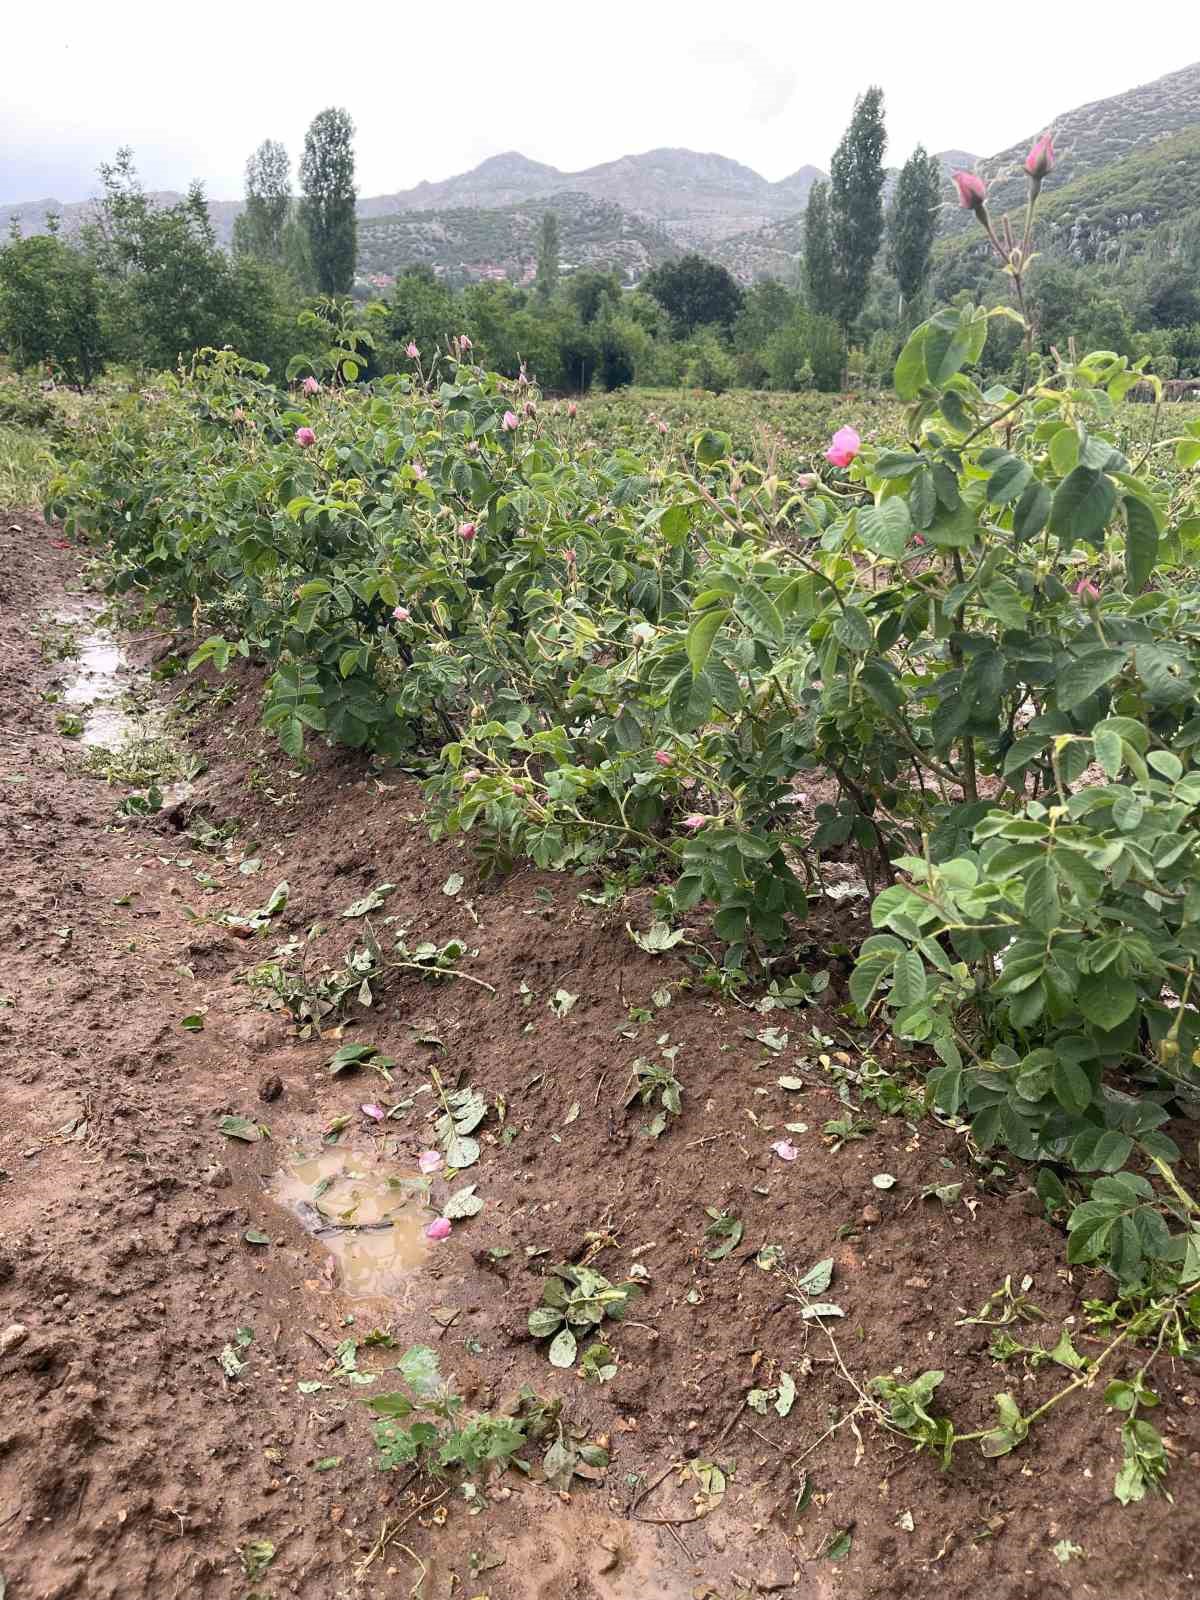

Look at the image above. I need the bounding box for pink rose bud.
[657,421,668,435]
[425,1217,452,1241]
[360,1103,385,1121]
[653,750,672,767]
[913,533,926,546]
[796,473,817,489]
[294,426,316,447]
[392,605,411,622]
[1025,133,1055,182]
[564,547,576,565]
[567,401,577,418]
[824,426,860,469]
[1075,578,1100,603]
[463,767,482,782]
[232,407,246,422]
[771,1139,799,1161]
[406,342,419,359]
[682,813,710,830]
[301,376,321,395]
[524,400,536,417]
[417,1150,444,1174]
[458,521,477,541]
[953,170,988,214]
[501,411,519,431]
[459,334,473,351]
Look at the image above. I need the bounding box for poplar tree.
[233,140,291,266]
[535,212,560,300]
[829,87,887,332]
[886,145,942,318]
[299,108,357,295]
[802,180,837,317]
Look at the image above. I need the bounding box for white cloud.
[2,0,1196,203]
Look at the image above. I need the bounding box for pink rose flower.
[953,171,987,214]
[824,426,860,469]
[567,401,577,418]
[656,421,668,435]
[462,767,482,782]
[301,376,321,395]
[232,406,246,422]
[501,411,519,431]
[682,813,710,830]
[459,334,473,351]
[772,1139,799,1162]
[563,547,576,566]
[653,750,672,767]
[411,461,427,480]
[406,342,419,359]
[392,605,411,622]
[417,1150,444,1175]
[458,521,477,541]
[294,426,316,447]
[425,1217,452,1241]
[1025,133,1055,182]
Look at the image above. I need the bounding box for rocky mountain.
[942,59,1200,232]
[357,191,677,286]
[360,148,828,248]
[3,146,827,260]
[358,152,562,218]
[3,193,244,246]
[4,59,1197,288]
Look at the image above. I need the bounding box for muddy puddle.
[271,1148,432,1299]
[55,604,196,806]
[58,608,153,749]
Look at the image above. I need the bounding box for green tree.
[299,108,357,295]
[802,180,838,318]
[641,254,744,337]
[0,233,109,386]
[565,267,623,325]
[733,279,798,387]
[535,212,560,301]
[829,87,887,332]
[379,269,461,367]
[886,145,941,317]
[233,139,292,267]
[79,149,302,375]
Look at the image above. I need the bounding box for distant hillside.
[360,147,830,248]
[934,123,1200,289]
[357,192,677,287]
[709,214,806,282]
[942,59,1200,232]
[1035,124,1200,262]
[2,193,244,246]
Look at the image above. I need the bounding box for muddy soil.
[0,510,1197,1600]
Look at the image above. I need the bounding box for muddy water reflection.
[271,1148,431,1299]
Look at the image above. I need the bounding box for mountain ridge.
[4,59,1198,285]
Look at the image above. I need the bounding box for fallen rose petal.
[360,1103,385,1121]
[425,1217,452,1241]
[772,1140,799,1161]
[417,1150,444,1174]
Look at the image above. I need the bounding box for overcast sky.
[3,1,1197,204]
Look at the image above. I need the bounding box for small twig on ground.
[354,1484,446,1580]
